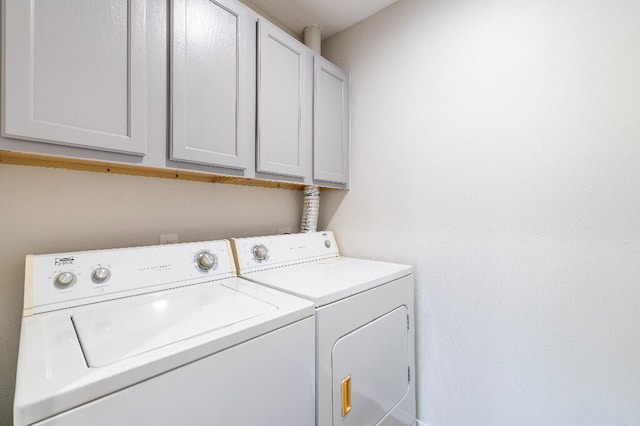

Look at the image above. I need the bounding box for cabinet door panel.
[257,20,311,179]
[314,57,349,185]
[2,0,147,155]
[171,0,253,170]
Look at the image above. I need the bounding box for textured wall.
[322,0,640,424]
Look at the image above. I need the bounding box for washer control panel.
[25,240,235,315]
[232,231,339,273]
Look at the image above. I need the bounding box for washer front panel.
[34,318,315,426]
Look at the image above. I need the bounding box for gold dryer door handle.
[341,375,352,417]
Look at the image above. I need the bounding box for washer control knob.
[92,267,111,283]
[197,251,217,271]
[324,240,331,248]
[55,272,76,288]
[253,244,269,262]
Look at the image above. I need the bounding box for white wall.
[321,0,640,424]
[0,164,302,423]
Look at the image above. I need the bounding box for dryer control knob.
[92,267,111,283]
[253,244,269,262]
[197,251,217,271]
[55,272,76,288]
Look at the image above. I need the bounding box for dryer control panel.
[23,240,236,316]
[232,231,339,273]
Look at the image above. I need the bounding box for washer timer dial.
[54,272,76,288]
[92,267,111,283]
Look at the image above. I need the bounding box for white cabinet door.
[256,19,312,179]
[2,0,147,155]
[170,0,253,170]
[313,56,349,185]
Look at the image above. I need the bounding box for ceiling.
[249,0,399,39]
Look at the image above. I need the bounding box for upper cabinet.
[170,0,254,171]
[256,19,312,180]
[313,57,350,185]
[1,0,349,189]
[1,0,147,155]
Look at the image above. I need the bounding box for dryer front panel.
[332,306,410,426]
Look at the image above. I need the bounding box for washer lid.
[241,257,412,306]
[73,282,276,367]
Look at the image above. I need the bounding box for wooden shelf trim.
[0,151,338,191]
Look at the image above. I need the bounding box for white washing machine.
[14,240,315,426]
[231,231,416,426]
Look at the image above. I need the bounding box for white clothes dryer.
[232,231,416,426]
[14,240,315,426]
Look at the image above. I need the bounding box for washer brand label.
[138,264,172,273]
[54,257,75,266]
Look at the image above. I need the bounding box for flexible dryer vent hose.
[300,185,320,232]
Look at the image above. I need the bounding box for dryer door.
[332,306,410,426]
